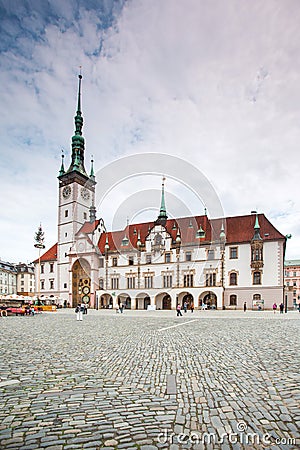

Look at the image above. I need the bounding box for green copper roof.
[253,213,262,240]
[90,157,95,178]
[59,151,65,176]
[66,74,88,176]
[157,177,168,223]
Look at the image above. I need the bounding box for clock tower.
[57,74,96,300]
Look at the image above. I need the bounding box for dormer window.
[196,226,205,239]
[121,236,129,246]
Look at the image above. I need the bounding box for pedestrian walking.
[176,304,182,316]
[190,302,194,313]
[183,301,188,313]
[75,303,84,321]
[272,303,277,313]
[279,302,284,314]
[298,302,300,313]
[83,304,88,314]
[243,302,247,312]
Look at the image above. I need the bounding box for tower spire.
[156,176,168,225]
[66,71,87,176]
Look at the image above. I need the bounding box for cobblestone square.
[0,309,299,449]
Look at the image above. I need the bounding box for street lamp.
[34,224,45,304]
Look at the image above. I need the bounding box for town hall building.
[35,75,287,311]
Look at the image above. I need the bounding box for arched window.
[253,271,261,285]
[229,272,237,285]
[253,294,261,301]
[229,294,237,306]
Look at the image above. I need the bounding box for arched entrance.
[155,292,172,310]
[199,291,217,309]
[72,259,91,307]
[117,293,131,309]
[178,292,194,309]
[136,293,151,310]
[100,293,113,308]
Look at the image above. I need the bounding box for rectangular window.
[99,278,104,289]
[21,281,24,285]
[128,256,134,266]
[207,250,215,260]
[184,274,194,287]
[65,210,68,217]
[144,275,153,289]
[146,255,152,264]
[50,280,54,289]
[50,263,54,273]
[205,273,216,287]
[99,258,104,268]
[21,288,24,292]
[293,272,296,277]
[112,257,118,267]
[185,252,192,262]
[163,274,172,288]
[84,212,87,220]
[21,274,24,279]
[41,265,44,274]
[230,247,238,259]
[111,278,119,290]
[127,276,135,289]
[253,271,261,285]
[64,283,67,288]
[41,280,44,290]
[165,252,171,263]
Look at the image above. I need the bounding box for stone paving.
[0,309,299,450]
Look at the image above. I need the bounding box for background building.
[284,260,300,309]
[0,260,17,295]
[16,263,35,296]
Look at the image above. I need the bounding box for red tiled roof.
[34,243,58,263]
[97,213,285,254]
[78,220,100,234]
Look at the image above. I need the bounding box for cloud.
[0,0,300,262]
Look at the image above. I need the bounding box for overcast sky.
[0,0,299,263]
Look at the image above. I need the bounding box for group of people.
[75,303,87,321]
[176,301,194,316]
[116,303,125,313]
[273,302,285,313]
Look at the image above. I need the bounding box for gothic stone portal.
[72,259,91,307]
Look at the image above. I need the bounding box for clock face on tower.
[81,187,90,201]
[62,185,71,199]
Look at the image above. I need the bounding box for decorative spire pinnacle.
[156,176,168,225]
[220,221,226,241]
[137,230,141,248]
[90,155,95,179]
[105,235,110,251]
[176,228,181,244]
[59,149,65,176]
[253,213,262,240]
[89,189,96,223]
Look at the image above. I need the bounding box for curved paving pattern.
[0,310,299,449]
